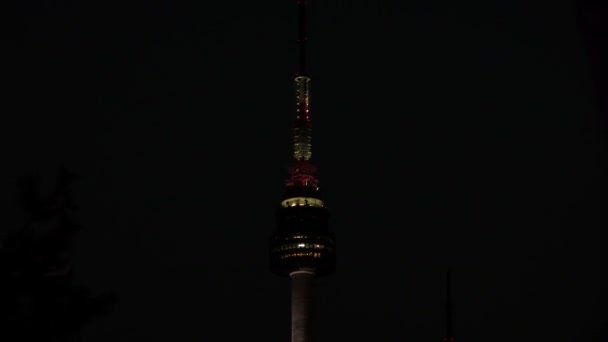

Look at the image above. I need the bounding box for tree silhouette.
[0,167,117,342]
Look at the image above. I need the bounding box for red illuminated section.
[289,77,316,188]
[287,159,318,188]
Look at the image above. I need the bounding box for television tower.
[269,0,336,341]
[444,271,455,342]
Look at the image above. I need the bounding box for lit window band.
[281,197,324,208]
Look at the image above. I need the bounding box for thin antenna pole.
[445,270,454,342]
[297,0,308,76]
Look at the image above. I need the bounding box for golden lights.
[279,251,322,259]
[281,197,324,208]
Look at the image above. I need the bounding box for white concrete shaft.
[290,270,315,342]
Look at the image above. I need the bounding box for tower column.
[290,269,315,342]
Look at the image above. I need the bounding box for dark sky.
[3,0,608,341]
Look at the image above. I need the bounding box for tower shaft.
[290,270,314,342]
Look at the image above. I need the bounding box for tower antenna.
[293,0,313,162]
[445,270,455,342]
[297,0,308,76]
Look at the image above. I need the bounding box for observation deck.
[270,190,335,277]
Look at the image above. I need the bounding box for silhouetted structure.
[575,3,608,340]
[268,1,336,342]
[575,0,608,138]
[0,167,116,342]
[444,271,454,342]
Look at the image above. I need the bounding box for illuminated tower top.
[270,0,335,279]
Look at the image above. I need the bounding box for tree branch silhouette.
[1,167,117,342]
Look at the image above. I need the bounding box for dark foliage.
[0,167,116,342]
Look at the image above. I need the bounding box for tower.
[575,1,608,141]
[269,1,336,342]
[444,271,455,342]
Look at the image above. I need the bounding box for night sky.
[3,0,608,341]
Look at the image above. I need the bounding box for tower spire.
[444,270,455,342]
[293,0,312,161]
[297,0,308,76]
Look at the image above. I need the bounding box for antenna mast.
[445,271,455,342]
[297,0,308,76]
[293,0,312,162]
